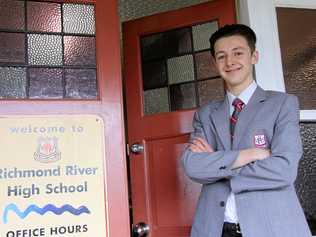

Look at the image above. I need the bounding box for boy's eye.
[235,51,244,56]
[216,55,225,60]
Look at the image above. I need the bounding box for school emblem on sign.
[254,134,267,148]
[34,137,61,163]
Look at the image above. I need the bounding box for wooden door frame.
[0,1,130,236]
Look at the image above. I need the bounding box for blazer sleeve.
[182,108,239,184]
[230,95,302,193]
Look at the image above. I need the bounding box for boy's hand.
[188,137,214,153]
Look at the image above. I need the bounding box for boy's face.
[213,35,258,95]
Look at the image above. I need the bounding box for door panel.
[147,135,201,231]
[124,1,236,236]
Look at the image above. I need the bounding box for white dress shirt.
[224,81,257,223]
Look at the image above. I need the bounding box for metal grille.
[119,0,212,22]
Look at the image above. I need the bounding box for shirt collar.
[227,81,257,106]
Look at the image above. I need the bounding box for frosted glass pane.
[192,21,218,51]
[144,88,169,115]
[65,69,97,99]
[277,8,316,110]
[0,1,24,30]
[167,55,194,84]
[142,60,167,90]
[27,1,61,32]
[141,33,164,61]
[0,67,26,98]
[170,83,196,110]
[0,33,25,64]
[63,4,95,34]
[197,79,225,106]
[29,68,63,99]
[64,36,96,66]
[28,34,63,66]
[195,51,219,79]
[297,123,316,235]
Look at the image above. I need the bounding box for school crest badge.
[253,134,267,148]
[34,137,61,163]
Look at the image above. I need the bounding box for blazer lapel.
[233,86,267,148]
[209,96,231,150]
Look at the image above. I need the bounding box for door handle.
[132,222,150,237]
[130,143,144,154]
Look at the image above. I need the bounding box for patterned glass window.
[297,123,316,235]
[141,21,221,115]
[277,7,316,109]
[0,0,97,99]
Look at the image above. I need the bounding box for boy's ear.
[251,50,259,64]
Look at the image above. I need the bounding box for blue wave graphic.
[3,203,90,224]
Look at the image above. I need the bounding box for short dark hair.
[209,24,257,57]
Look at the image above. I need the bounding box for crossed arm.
[189,137,271,169]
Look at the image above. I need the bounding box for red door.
[0,1,130,236]
[123,1,236,236]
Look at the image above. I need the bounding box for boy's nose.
[225,55,234,66]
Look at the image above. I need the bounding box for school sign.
[0,115,107,237]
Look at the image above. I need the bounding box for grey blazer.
[182,86,312,237]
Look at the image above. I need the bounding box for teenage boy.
[182,24,311,237]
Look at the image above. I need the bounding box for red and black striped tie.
[230,98,244,139]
